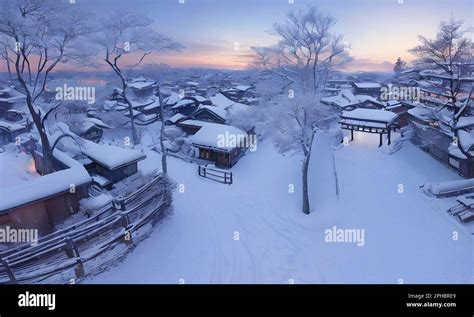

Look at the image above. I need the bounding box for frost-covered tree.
[252,6,350,214]
[393,57,406,74]
[0,0,91,174]
[410,16,472,108]
[410,16,473,158]
[93,10,182,148]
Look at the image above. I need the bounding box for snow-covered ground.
[87,131,473,284]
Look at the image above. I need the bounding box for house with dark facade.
[189,121,249,169]
[352,82,383,97]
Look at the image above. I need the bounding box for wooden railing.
[198,165,233,185]
[0,173,170,284]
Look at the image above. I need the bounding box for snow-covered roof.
[341,108,398,124]
[407,106,434,121]
[210,93,235,109]
[197,105,228,120]
[75,121,105,135]
[167,113,186,124]
[0,120,26,132]
[233,85,253,92]
[353,82,382,89]
[456,116,474,129]
[128,81,155,90]
[172,98,195,109]
[0,149,91,213]
[178,119,205,127]
[81,142,146,170]
[103,100,117,110]
[190,122,247,151]
[164,92,181,106]
[124,109,142,117]
[0,95,25,103]
[131,98,155,109]
[228,102,251,113]
[143,99,161,111]
[322,89,382,109]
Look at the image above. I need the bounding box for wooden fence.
[0,173,170,284]
[198,165,233,185]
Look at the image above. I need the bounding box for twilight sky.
[2,0,474,72]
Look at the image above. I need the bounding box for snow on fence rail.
[0,173,170,284]
[198,165,233,185]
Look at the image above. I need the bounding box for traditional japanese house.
[1,150,91,235]
[352,82,383,97]
[191,105,227,124]
[190,121,249,169]
[81,142,146,183]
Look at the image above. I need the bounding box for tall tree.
[252,6,350,214]
[393,57,406,74]
[410,16,473,158]
[94,10,182,147]
[0,0,91,174]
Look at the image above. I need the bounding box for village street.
[88,133,473,284]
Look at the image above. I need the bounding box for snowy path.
[87,132,473,284]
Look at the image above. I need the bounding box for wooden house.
[0,87,25,116]
[81,142,146,183]
[221,85,254,102]
[128,78,157,97]
[189,122,249,169]
[71,118,111,142]
[172,98,199,115]
[177,119,204,135]
[0,120,28,145]
[1,150,92,236]
[352,82,382,97]
[191,106,227,124]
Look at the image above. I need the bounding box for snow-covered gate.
[0,173,171,284]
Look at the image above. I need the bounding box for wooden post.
[203,167,206,178]
[388,128,391,145]
[65,238,85,278]
[1,259,17,284]
[224,173,227,184]
[74,259,85,278]
[351,129,354,141]
[230,172,233,185]
[379,133,383,147]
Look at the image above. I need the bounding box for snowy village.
[0,0,472,285]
